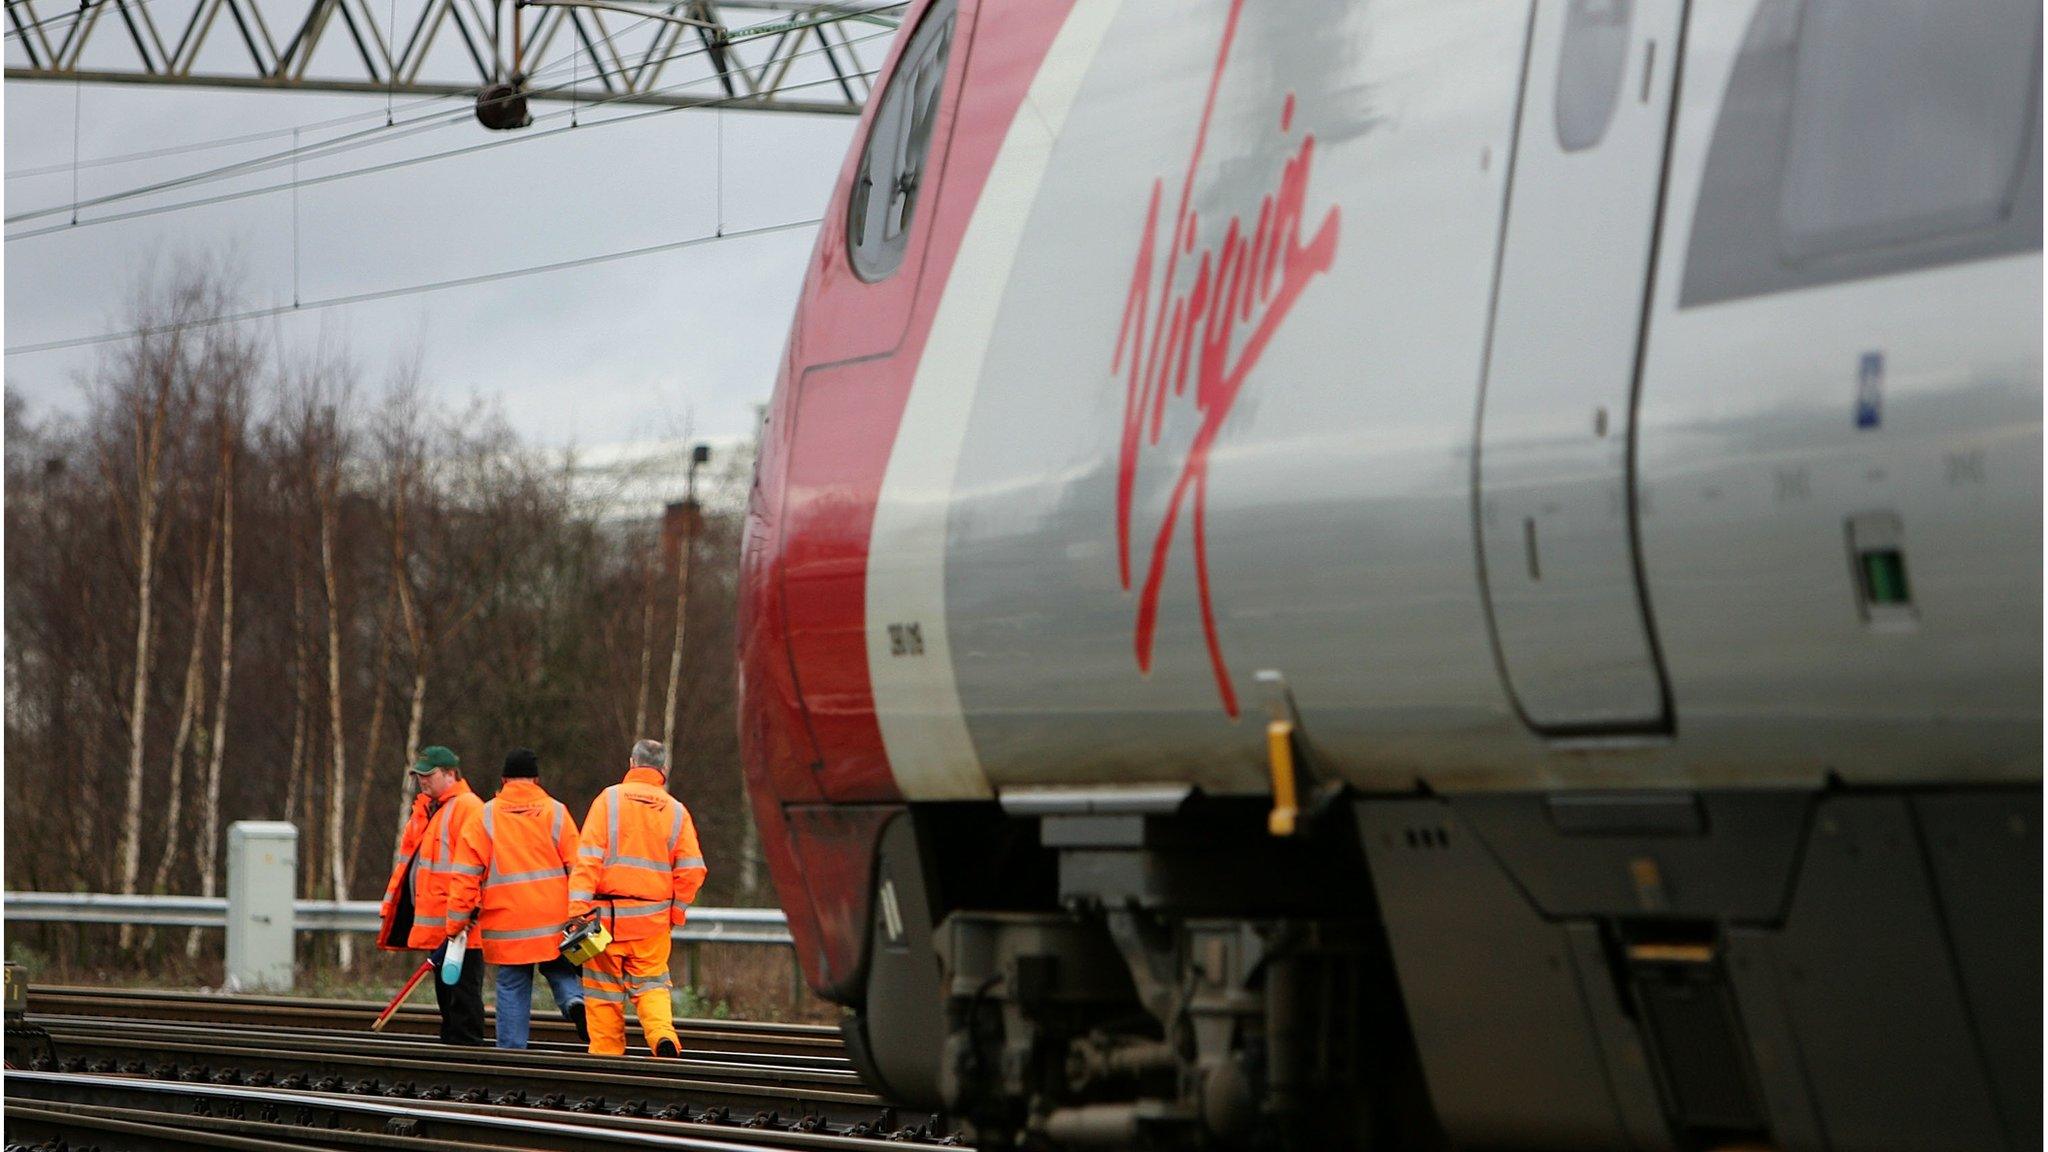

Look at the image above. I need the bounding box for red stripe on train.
[739,0,1077,999]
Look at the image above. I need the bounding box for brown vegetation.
[5,263,764,979]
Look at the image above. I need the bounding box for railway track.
[23,1017,903,1133]
[26,984,843,1057]
[7,1070,958,1151]
[7,985,960,1150]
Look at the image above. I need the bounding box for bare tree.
[272,374,323,898]
[189,384,245,957]
[146,469,221,898]
[342,583,397,888]
[7,314,777,946]
[284,555,311,884]
[381,376,431,856]
[274,352,363,964]
[97,272,219,946]
[314,395,357,967]
[377,384,512,858]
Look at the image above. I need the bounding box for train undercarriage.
[837,783,2039,1152]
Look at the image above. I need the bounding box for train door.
[1477,0,1679,733]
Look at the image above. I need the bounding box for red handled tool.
[371,959,434,1032]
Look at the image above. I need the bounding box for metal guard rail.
[1,892,792,946]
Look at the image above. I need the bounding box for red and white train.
[738,1,2042,1148]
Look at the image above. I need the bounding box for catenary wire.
[5,12,896,226]
[2,7,888,345]
[5,37,887,240]
[4,215,820,355]
[6,7,858,212]
[5,63,876,241]
[10,117,414,180]
[10,1,899,188]
[2,1,725,180]
[6,48,599,179]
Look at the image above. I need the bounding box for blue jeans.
[494,957,584,1049]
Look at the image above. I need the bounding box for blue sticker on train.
[1855,351,1883,429]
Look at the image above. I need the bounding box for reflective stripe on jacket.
[445,779,577,965]
[377,779,483,951]
[568,766,708,942]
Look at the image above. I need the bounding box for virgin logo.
[1111,0,1341,718]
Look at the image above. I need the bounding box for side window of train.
[1555,0,1634,152]
[848,0,958,283]
[1680,0,2043,307]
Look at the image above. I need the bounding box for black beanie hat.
[502,748,540,779]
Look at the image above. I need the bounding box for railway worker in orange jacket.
[445,748,588,1049]
[377,745,487,1045]
[567,738,708,1057]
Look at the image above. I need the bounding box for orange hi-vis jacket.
[445,779,578,965]
[378,779,484,951]
[568,767,708,943]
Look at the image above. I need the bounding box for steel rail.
[36,1015,862,1087]
[31,1013,851,1076]
[26,984,843,1054]
[6,1099,353,1151]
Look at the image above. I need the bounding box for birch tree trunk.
[739,771,761,899]
[117,504,157,947]
[389,457,428,859]
[318,464,354,968]
[190,431,236,958]
[115,374,172,949]
[149,483,221,896]
[285,571,310,892]
[392,669,426,854]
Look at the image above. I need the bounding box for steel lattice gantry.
[3,0,897,113]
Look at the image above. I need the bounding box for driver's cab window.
[848,0,958,282]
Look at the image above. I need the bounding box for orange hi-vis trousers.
[582,932,678,1056]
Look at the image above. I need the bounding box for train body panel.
[819,0,2040,801]
[1634,0,2043,785]
[739,1,2043,1147]
[874,0,1535,800]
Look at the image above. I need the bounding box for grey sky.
[3,47,860,446]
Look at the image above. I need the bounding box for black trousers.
[428,940,486,1046]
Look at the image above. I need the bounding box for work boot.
[566,1001,589,1045]
[654,1037,680,1059]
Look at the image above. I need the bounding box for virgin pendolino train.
[738,1,2043,1148]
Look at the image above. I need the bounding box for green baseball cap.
[410,746,460,775]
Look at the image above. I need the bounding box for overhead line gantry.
[5,0,897,124]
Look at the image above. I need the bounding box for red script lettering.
[1111,0,1341,718]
